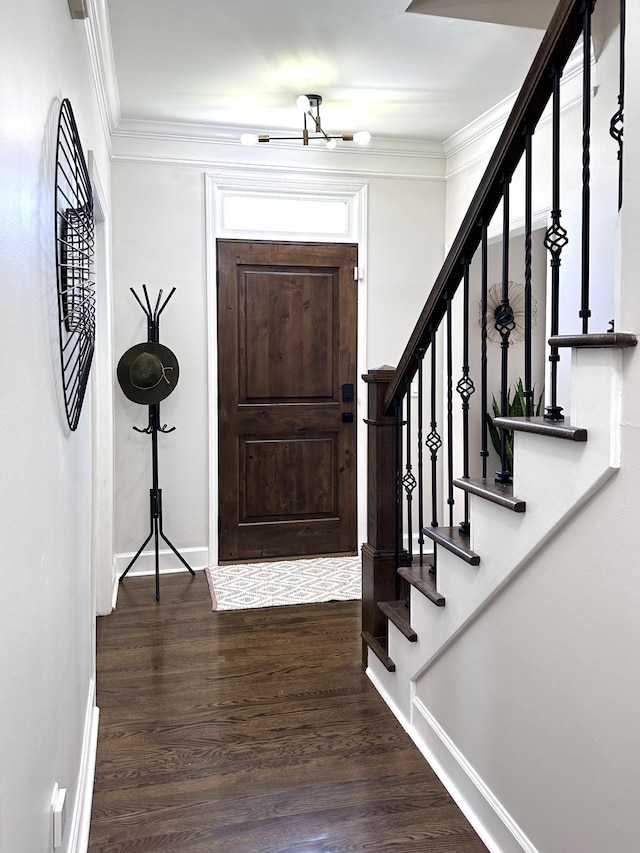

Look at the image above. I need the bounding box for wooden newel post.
[361,366,397,670]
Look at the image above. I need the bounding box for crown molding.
[111,150,448,184]
[112,117,445,161]
[443,90,517,160]
[86,0,121,134]
[444,40,593,177]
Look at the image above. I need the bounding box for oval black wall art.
[54,98,95,431]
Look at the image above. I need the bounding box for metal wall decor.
[481,282,537,345]
[54,98,95,431]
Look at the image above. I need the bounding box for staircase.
[361,1,637,851]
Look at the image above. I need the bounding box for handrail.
[384,0,590,413]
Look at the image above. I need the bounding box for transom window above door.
[213,182,360,243]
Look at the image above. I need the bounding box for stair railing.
[362,0,627,660]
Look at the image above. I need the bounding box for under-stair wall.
[409,454,640,853]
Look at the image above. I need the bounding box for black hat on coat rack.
[117,341,179,405]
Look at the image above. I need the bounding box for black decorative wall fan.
[54,98,95,430]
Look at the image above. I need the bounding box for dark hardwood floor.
[89,571,488,852]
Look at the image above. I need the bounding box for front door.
[217,239,358,562]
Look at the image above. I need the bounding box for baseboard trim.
[410,695,539,853]
[366,665,410,732]
[114,546,208,579]
[111,561,119,610]
[68,680,100,853]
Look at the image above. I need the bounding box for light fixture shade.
[296,95,311,112]
[326,138,337,150]
[353,130,371,146]
[240,132,259,146]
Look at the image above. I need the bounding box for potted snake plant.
[487,379,544,474]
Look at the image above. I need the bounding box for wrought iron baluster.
[544,67,568,422]
[394,399,402,600]
[495,174,514,485]
[610,0,625,211]
[417,351,425,567]
[480,221,489,479]
[524,127,534,417]
[457,258,475,532]
[427,326,441,580]
[403,377,417,566]
[580,1,595,334]
[446,293,455,526]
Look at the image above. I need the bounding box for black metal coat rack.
[119,285,195,600]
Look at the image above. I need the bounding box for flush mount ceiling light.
[240,94,371,150]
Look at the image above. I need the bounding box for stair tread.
[378,600,418,640]
[550,332,637,348]
[397,563,445,606]
[493,416,587,441]
[423,526,480,565]
[361,631,396,671]
[453,477,526,512]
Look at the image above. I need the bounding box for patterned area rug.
[204,556,361,611]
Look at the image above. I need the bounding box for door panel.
[242,270,334,399]
[217,239,358,561]
[241,436,335,520]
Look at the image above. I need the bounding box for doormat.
[204,556,361,611]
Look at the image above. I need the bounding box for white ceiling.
[104,0,548,146]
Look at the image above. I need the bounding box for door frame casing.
[204,170,368,566]
[89,152,116,619]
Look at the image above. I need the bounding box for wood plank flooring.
[89,571,488,853]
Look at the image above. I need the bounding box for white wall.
[0,1,110,851]
[366,177,446,368]
[112,162,209,564]
[110,150,446,567]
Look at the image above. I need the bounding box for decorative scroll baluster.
[610,0,625,210]
[446,293,455,526]
[495,174,515,484]
[544,67,568,422]
[426,326,441,580]
[524,127,534,417]
[480,221,489,479]
[417,351,426,567]
[580,1,595,334]
[403,377,417,566]
[457,258,475,532]
[394,399,402,599]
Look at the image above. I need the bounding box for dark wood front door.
[217,239,358,562]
